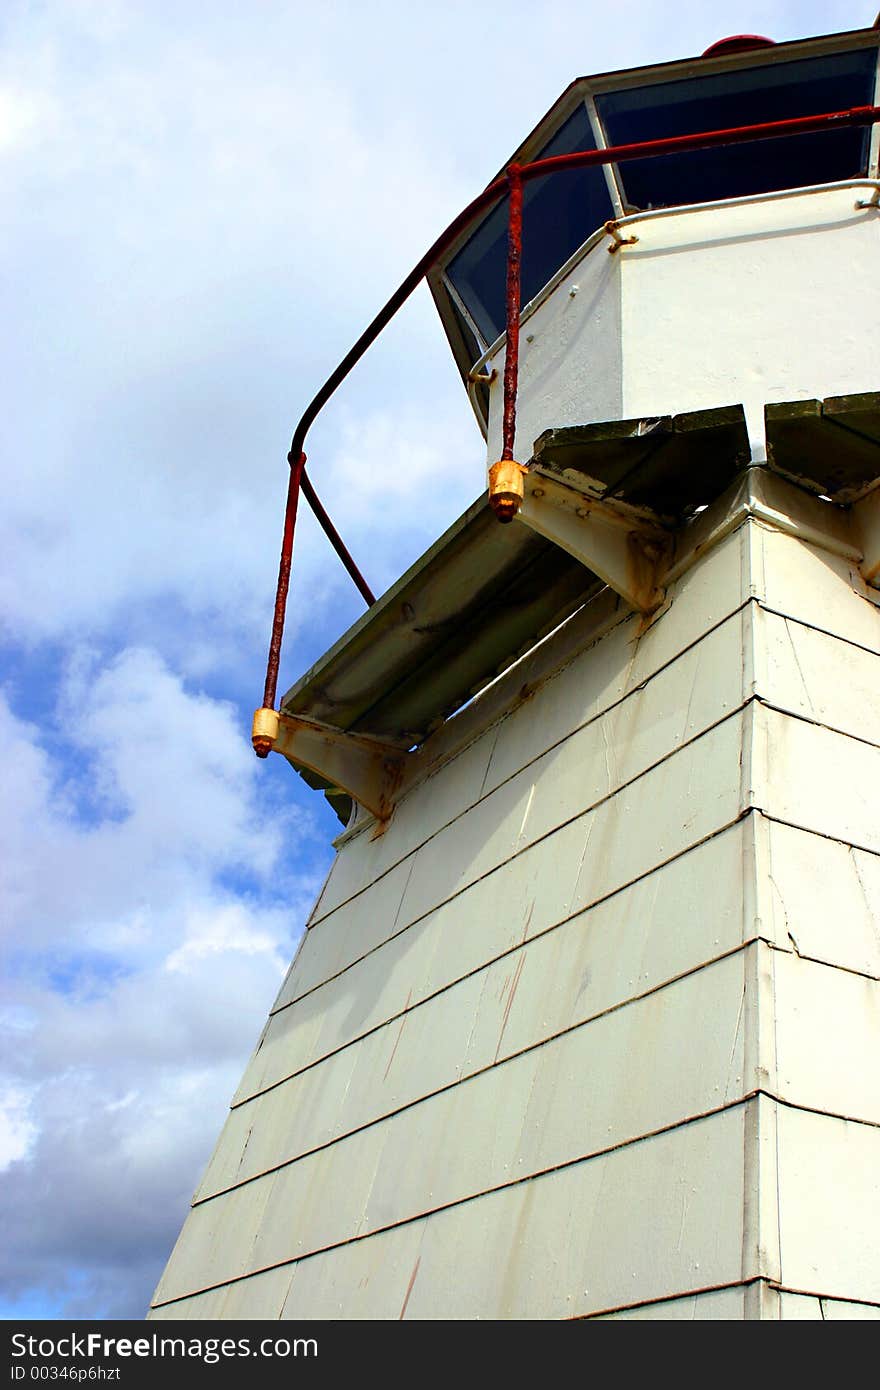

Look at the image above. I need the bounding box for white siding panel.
[215,1266,293,1320]
[198,826,752,1198]
[156,957,749,1299]
[756,706,880,855]
[307,528,750,932]
[194,1102,256,1202]
[286,857,415,1006]
[280,1219,427,1322]
[569,712,746,914]
[152,1179,274,1308]
[270,1107,746,1320]
[482,573,747,798]
[759,820,880,978]
[655,522,749,660]
[595,1287,749,1319]
[777,1106,880,1305]
[820,1297,880,1320]
[778,1292,824,1319]
[517,610,746,848]
[401,1106,747,1320]
[236,719,749,1103]
[756,528,880,657]
[756,607,880,749]
[147,1288,226,1320]
[774,952,880,1125]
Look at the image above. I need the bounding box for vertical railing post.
[488,163,527,523]
[252,449,307,756]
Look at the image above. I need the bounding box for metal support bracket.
[255,708,411,821]
[517,473,671,612]
[604,219,639,253]
[854,486,880,589]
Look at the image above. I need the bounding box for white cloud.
[0,653,324,1316]
[0,1084,38,1171]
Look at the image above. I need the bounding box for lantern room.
[429,25,880,458]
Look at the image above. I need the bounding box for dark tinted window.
[446,105,614,345]
[596,48,877,210]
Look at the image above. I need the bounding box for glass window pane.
[596,48,877,210]
[447,105,614,345]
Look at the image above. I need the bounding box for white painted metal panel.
[774,952,880,1125]
[373,731,500,872]
[215,1266,294,1320]
[502,951,748,1178]
[194,1101,256,1202]
[199,826,753,1197]
[248,716,752,1102]
[776,1291,880,1319]
[305,525,751,934]
[819,1297,880,1320]
[237,1044,361,1196]
[151,1177,275,1308]
[655,521,750,661]
[232,979,336,1106]
[261,817,585,1068]
[270,856,418,1015]
[594,1286,750,1319]
[485,231,622,463]
[520,610,746,847]
[146,1287,226,1320]
[490,823,749,1062]
[394,1100,745,1317]
[200,822,756,1195]
[754,704,880,855]
[776,1105,880,1305]
[621,190,880,451]
[755,526,880,657]
[757,819,880,978]
[402,707,749,933]
[482,574,748,798]
[569,711,747,914]
[777,1292,824,1319]
[389,772,536,927]
[156,956,749,1299]
[755,606,880,749]
[276,1106,747,1320]
[280,1218,428,1322]
[269,707,749,1083]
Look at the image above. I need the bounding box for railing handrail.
[257,101,880,738]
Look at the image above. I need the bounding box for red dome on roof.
[702,35,776,57]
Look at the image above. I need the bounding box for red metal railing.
[258,101,880,740]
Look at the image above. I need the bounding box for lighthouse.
[150,24,880,1320]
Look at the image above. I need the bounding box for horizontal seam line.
[757,695,880,752]
[201,940,754,1203]
[774,1284,880,1311]
[756,598,880,662]
[243,814,751,1102]
[573,1275,773,1319]
[757,809,880,861]
[765,936,880,983]
[283,696,756,1009]
[237,914,879,1130]
[152,1096,753,1310]
[152,1091,880,1310]
[306,597,754,931]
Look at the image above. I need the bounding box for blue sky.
[1,0,874,1321]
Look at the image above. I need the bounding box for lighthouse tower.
[151,25,880,1320]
